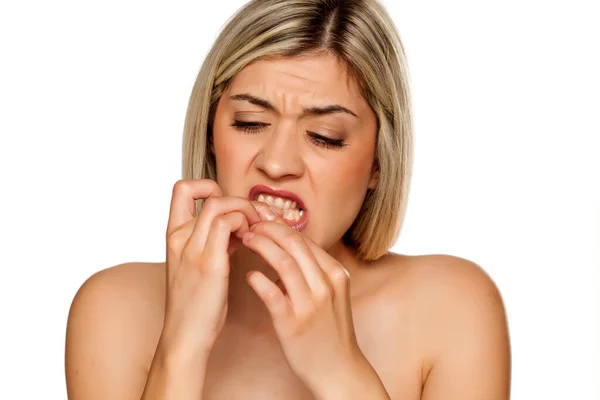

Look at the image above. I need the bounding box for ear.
[367,161,379,190]
[208,132,215,154]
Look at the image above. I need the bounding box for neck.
[225,239,362,331]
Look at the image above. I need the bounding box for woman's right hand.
[159,179,263,364]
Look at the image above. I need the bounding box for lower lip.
[252,197,309,231]
[288,209,309,232]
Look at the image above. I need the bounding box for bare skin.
[65,254,510,399]
[65,53,510,399]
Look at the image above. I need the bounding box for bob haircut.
[182,0,413,261]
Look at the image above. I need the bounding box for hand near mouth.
[241,203,385,398]
[248,202,290,293]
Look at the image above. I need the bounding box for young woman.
[65,1,511,399]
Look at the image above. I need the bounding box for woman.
[65,0,511,399]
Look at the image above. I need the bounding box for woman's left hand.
[241,204,368,394]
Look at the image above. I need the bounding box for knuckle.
[265,289,283,302]
[204,178,220,191]
[284,232,304,248]
[331,267,350,286]
[211,215,229,231]
[298,308,317,323]
[314,285,333,302]
[172,179,190,195]
[202,196,220,212]
[166,227,187,251]
[279,256,297,272]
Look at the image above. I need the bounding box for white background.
[1,0,598,398]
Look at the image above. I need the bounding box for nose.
[254,121,305,179]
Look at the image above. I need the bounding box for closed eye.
[230,120,348,150]
[231,120,265,134]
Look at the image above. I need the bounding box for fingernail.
[261,206,278,221]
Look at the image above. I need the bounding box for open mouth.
[250,190,309,232]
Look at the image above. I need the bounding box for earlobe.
[368,164,379,190]
[208,134,215,154]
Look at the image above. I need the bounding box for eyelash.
[230,120,348,150]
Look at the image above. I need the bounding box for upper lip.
[249,184,306,210]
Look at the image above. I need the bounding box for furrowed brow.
[229,93,358,119]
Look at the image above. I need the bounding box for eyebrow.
[229,93,358,119]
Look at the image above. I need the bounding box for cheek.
[319,153,373,218]
[214,136,235,165]
[213,138,244,197]
[333,150,374,193]
[345,159,371,186]
[213,127,248,176]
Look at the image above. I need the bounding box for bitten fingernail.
[262,206,277,221]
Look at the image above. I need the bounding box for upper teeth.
[257,193,299,210]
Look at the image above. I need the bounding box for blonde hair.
[182,0,413,261]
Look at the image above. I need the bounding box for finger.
[250,202,289,226]
[246,270,293,330]
[302,236,353,327]
[185,196,261,256]
[200,211,249,277]
[182,212,248,327]
[166,179,222,237]
[226,213,251,256]
[249,221,332,299]
[242,231,313,316]
[166,217,200,285]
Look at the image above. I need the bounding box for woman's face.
[211,53,379,250]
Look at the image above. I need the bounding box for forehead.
[226,54,364,110]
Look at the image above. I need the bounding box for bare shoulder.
[384,253,511,398]
[65,262,166,399]
[385,252,509,344]
[67,261,166,326]
[395,253,505,302]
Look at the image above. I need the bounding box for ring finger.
[243,233,313,315]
